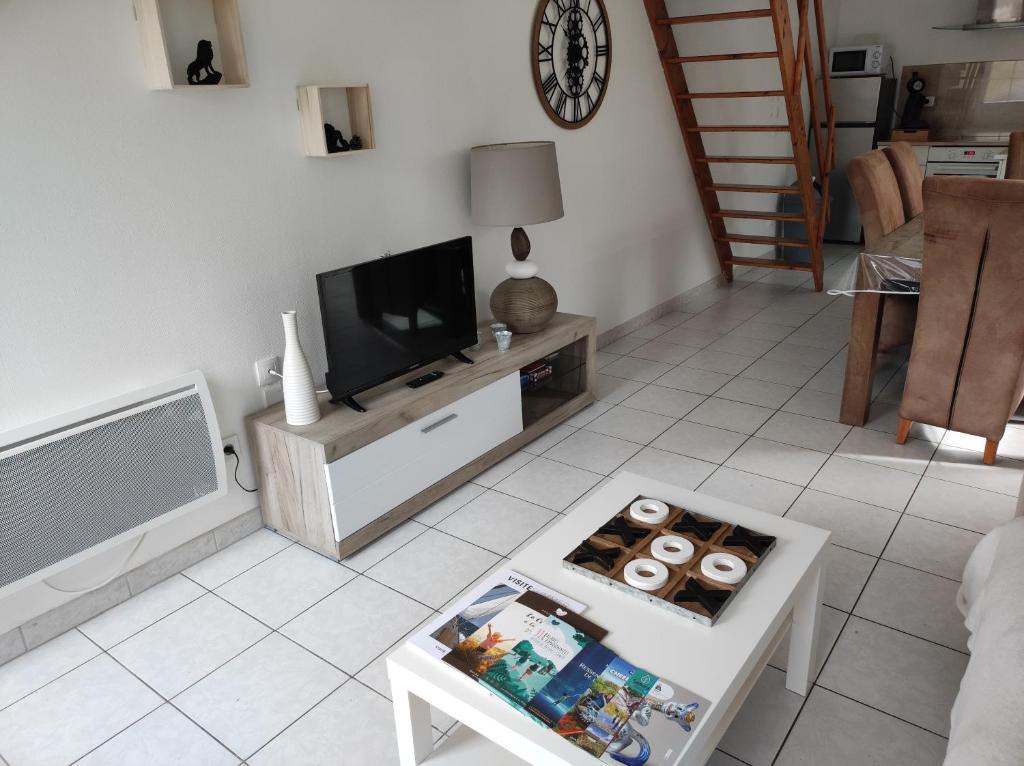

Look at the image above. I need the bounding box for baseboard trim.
[2,507,264,665]
[596,270,756,350]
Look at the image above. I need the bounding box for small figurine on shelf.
[349,134,363,151]
[186,40,223,85]
[324,123,350,153]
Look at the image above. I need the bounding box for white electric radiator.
[0,371,226,597]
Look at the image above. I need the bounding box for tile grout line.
[762,345,959,762]
[0,537,295,715]
[769,443,941,761]
[70,631,248,764]
[811,684,952,740]
[837,612,969,657]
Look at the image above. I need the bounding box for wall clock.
[532,0,612,129]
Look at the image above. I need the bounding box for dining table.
[838,215,924,426]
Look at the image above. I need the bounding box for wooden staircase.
[644,0,836,291]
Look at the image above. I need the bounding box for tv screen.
[317,236,478,405]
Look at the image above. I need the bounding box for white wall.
[0,0,719,628]
[832,0,1024,75]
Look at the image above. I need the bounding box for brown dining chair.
[848,150,906,249]
[883,142,925,220]
[896,176,1024,464]
[847,149,916,350]
[1006,132,1023,180]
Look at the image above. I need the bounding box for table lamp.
[470,141,564,333]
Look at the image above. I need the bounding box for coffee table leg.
[391,677,434,765]
[786,565,824,696]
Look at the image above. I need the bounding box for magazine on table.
[475,591,608,713]
[408,568,587,660]
[554,657,659,757]
[442,591,607,686]
[597,677,710,765]
[526,640,617,728]
[552,655,710,764]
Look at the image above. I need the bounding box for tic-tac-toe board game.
[562,496,776,626]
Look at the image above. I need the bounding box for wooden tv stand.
[246,313,596,559]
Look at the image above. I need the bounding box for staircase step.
[705,184,802,194]
[718,234,809,247]
[678,90,785,99]
[658,10,774,25]
[697,155,796,164]
[687,124,791,132]
[665,51,779,64]
[727,257,814,272]
[712,209,805,221]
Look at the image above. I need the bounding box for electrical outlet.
[222,434,240,456]
[255,355,281,388]
[924,96,936,107]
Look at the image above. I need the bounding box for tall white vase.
[281,311,321,426]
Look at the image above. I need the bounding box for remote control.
[407,370,445,389]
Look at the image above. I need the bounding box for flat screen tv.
[316,236,478,412]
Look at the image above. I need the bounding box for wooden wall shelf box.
[297,84,376,157]
[247,313,597,559]
[134,0,249,90]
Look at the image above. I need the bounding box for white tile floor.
[2,246,1021,765]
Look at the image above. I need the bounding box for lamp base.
[490,277,558,334]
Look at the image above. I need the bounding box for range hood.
[934,0,1024,29]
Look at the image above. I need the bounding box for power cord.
[223,444,259,493]
[267,368,329,394]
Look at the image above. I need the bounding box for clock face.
[532,0,611,129]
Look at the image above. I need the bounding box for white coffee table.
[387,472,830,765]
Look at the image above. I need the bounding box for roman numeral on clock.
[538,42,553,63]
[542,72,559,98]
[554,91,567,118]
[572,98,583,122]
[592,11,605,30]
[596,44,608,58]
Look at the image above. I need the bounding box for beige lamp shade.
[470,142,564,226]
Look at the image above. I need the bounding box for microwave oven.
[829,44,886,77]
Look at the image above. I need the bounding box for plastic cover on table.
[827,252,922,297]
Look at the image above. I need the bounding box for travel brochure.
[409,569,710,765]
[410,568,588,661]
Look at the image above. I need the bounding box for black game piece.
[597,517,650,547]
[186,40,223,85]
[569,540,621,572]
[349,134,363,150]
[723,526,776,557]
[673,579,731,616]
[671,512,722,542]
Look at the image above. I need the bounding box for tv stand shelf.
[247,313,596,559]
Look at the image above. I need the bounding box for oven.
[925,162,1002,178]
[925,146,1006,179]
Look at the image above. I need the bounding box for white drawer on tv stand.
[324,372,523,542]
